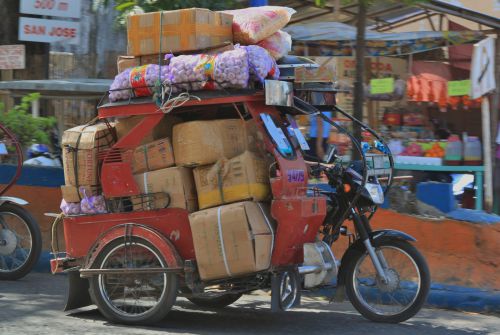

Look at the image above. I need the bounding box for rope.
[50,213,65,274]
[158,92,201,114]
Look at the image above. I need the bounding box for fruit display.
[424,142,445,158]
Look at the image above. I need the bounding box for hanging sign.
[470,37,496,99]
[370,77,394,94]
[19,17,80,44]
[448,80,471,96]
[0,45,25,70]
[20,0,81,18]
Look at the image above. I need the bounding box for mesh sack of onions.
[164,47,250,93]
[242,45,280,83]
[109,65,169,102]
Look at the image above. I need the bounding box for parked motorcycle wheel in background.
[0,124,42,280]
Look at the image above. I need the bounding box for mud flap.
[64,271,92,311]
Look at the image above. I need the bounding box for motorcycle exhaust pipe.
[298,263,334,275]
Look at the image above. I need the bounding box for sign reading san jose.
[20,0,81,18]
[19,17,80,44]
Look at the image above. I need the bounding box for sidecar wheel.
[89,237,178,325]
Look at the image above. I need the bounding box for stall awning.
[285,22,484,56]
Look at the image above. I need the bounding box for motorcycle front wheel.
[0,203,42,280]
[344,238,430,323]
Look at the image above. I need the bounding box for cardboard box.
[62,123,116,186]
[115,114,181,145]
[193,151,270,209]
[131,137,175,174]
[173,119,258,166]
[133,166,197,212]
[61,185,100,203]
[127,8,233,56]
[117,44,234,73]
[189,201,273,280]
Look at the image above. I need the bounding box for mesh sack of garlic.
[109,64,169,102]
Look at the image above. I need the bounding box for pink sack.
[257,30,292,60]
[224,6,295,44]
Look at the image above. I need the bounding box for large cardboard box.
[193,151,270,209]
[60,185,100,203]
[133,167,197,212]
[127,8,233,56]
[115,114,181,145]
[173,119,257,166]
[62,123,116,186]
[130,137,175,174]
[189,201,273,280]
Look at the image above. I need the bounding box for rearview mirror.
[324,144,338,164]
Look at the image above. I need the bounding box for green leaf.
[115,1,136,11]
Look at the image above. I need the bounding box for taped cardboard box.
[133,166,197,212]
[189,201,274,280]
[61,185,100,203]
[62,123,116,186]
[193,151,270,209]
[173,119,259,166]
[130,137,175,174]
[117,44,234,73]
[127,8,233,56]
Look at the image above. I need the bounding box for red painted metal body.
[61,93,326,274]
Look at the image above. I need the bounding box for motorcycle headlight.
[364,183,385,205]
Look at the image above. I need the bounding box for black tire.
[0,203,42,281]
[88,237,178,325]
[187,293,242,309]
[344,238,430,323]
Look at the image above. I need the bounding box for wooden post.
[481,97,493,210]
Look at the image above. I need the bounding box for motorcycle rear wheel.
[0,203,42,280]
[344,238,430,323]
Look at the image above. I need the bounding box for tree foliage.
[0,93,56,147]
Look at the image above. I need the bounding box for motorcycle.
[302,101,430,323]
[0,123,42,280]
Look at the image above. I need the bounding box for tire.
[344,238,430,323]
[0,203,42,281]
[89,237,178,325]
[187,293,242,309]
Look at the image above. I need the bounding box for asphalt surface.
[0,273,498,335]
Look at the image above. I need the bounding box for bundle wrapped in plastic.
[224,6,296,44]
[243,45,280,82]
[109,65,169,102]
[257,30,292,60]
[80,193,107,214]
[164,48,250,92]
[60,199,80,216]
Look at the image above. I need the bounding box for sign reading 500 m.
[20,0,81,19]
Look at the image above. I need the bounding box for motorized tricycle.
[51,86,429,325]
[0,123,42,280]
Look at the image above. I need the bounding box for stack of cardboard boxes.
[61,7,275,282]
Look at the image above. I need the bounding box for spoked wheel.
[278,271,300,310]
[345,239,430,323]
[89,237,178,325]
[0,203,42,280]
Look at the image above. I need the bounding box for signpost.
[20,0,81,18]
[18,0,81,45]
[470,37,497,210]
[0,45,26,70]
[19,17,80,45]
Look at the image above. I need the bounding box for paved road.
[0,273,498,335]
